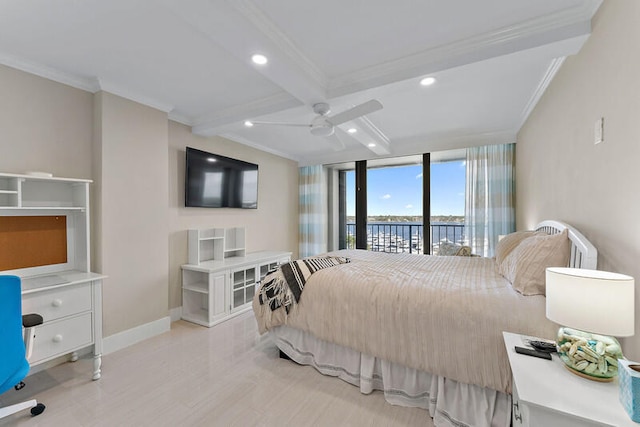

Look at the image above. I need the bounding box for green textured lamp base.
[556,327,623,382]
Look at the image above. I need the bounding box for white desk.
[503,331,636,426]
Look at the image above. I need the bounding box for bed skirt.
[270,326,510,427]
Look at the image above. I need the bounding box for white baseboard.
[169,306,182,323]
[103,316,171,355]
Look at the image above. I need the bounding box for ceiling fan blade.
[326,99,383,126]
[323,133,346,151]
[250,121,310,128]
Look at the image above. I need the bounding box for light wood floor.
[0,312,434,426]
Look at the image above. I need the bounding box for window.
[430,160,466,253]
[337,151,466,255]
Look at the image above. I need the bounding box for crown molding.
[0,53,99,92]
[328,1,598,98]
[219,132,300,162]
[232,0,328,92]
[167,111,194,127]
[518,56,566,129]
[96,79,174,113]
[0,53,178,114]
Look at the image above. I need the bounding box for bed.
[252,220,597,427]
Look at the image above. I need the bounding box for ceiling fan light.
[420,76,436,86]
[310,125,334,137]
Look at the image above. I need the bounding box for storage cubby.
[224,227,246,258]
[21,179,88,208]
[0,176,19,207]
[0,173,89,210]
[188,228,225,264]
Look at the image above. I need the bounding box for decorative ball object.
[556,327,623,382]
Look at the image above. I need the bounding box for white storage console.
[182,251,291,327]
[0,172,105,380]
[182,227,290,327]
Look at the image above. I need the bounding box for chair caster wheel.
[31,403,45,416]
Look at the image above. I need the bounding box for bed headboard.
[535,220,597,270]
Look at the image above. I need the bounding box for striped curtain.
[299,165,327,257]
[465,143,515,257]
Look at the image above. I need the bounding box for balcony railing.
[345,222,466,255]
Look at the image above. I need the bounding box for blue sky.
[346,161,465,216]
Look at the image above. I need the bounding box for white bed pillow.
[494,230,543,266]
[500,229,570,296]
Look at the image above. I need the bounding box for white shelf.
[0,206,87,210]
[183,284,209,294]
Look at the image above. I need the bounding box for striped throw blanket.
[258,256,350,313]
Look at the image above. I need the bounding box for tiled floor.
[0,312,433,426]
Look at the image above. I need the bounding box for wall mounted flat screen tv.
[185,147,258,208]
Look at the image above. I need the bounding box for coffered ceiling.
[0,0,601,165]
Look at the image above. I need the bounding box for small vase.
[556,327,623,382]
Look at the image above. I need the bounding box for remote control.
[515,346,552,360]
[529,340,557,353]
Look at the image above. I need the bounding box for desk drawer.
[23,284,92,322]
[30,312,93,364]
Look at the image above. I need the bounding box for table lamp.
[546,267,635,382]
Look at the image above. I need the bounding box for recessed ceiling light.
[347,128,357,134]
[251,54,268,65]
[420,76,436,86]
[367,143,376,147]
[244,120,254,127]
[207,157,217,163]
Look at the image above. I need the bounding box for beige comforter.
[253,249,558,393]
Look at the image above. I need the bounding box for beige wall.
[517,1,640,358]
[167,121,299,310]
[94,92,169,336]
[0,64,93,177]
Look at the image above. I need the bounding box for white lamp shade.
[546,267,635,337]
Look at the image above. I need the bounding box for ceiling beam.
[161,0,327,106]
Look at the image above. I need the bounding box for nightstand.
[503,331,636,426]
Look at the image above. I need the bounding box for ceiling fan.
[246,99,383,149]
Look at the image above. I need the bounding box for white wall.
[167,121,299,310]
[517,1,640,359]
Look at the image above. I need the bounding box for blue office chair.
[0,275,45,419]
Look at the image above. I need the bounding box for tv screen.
[185,147,258,208]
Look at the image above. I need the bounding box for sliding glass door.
[337,152,466,255]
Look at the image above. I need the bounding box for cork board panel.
[0,216,67,271]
